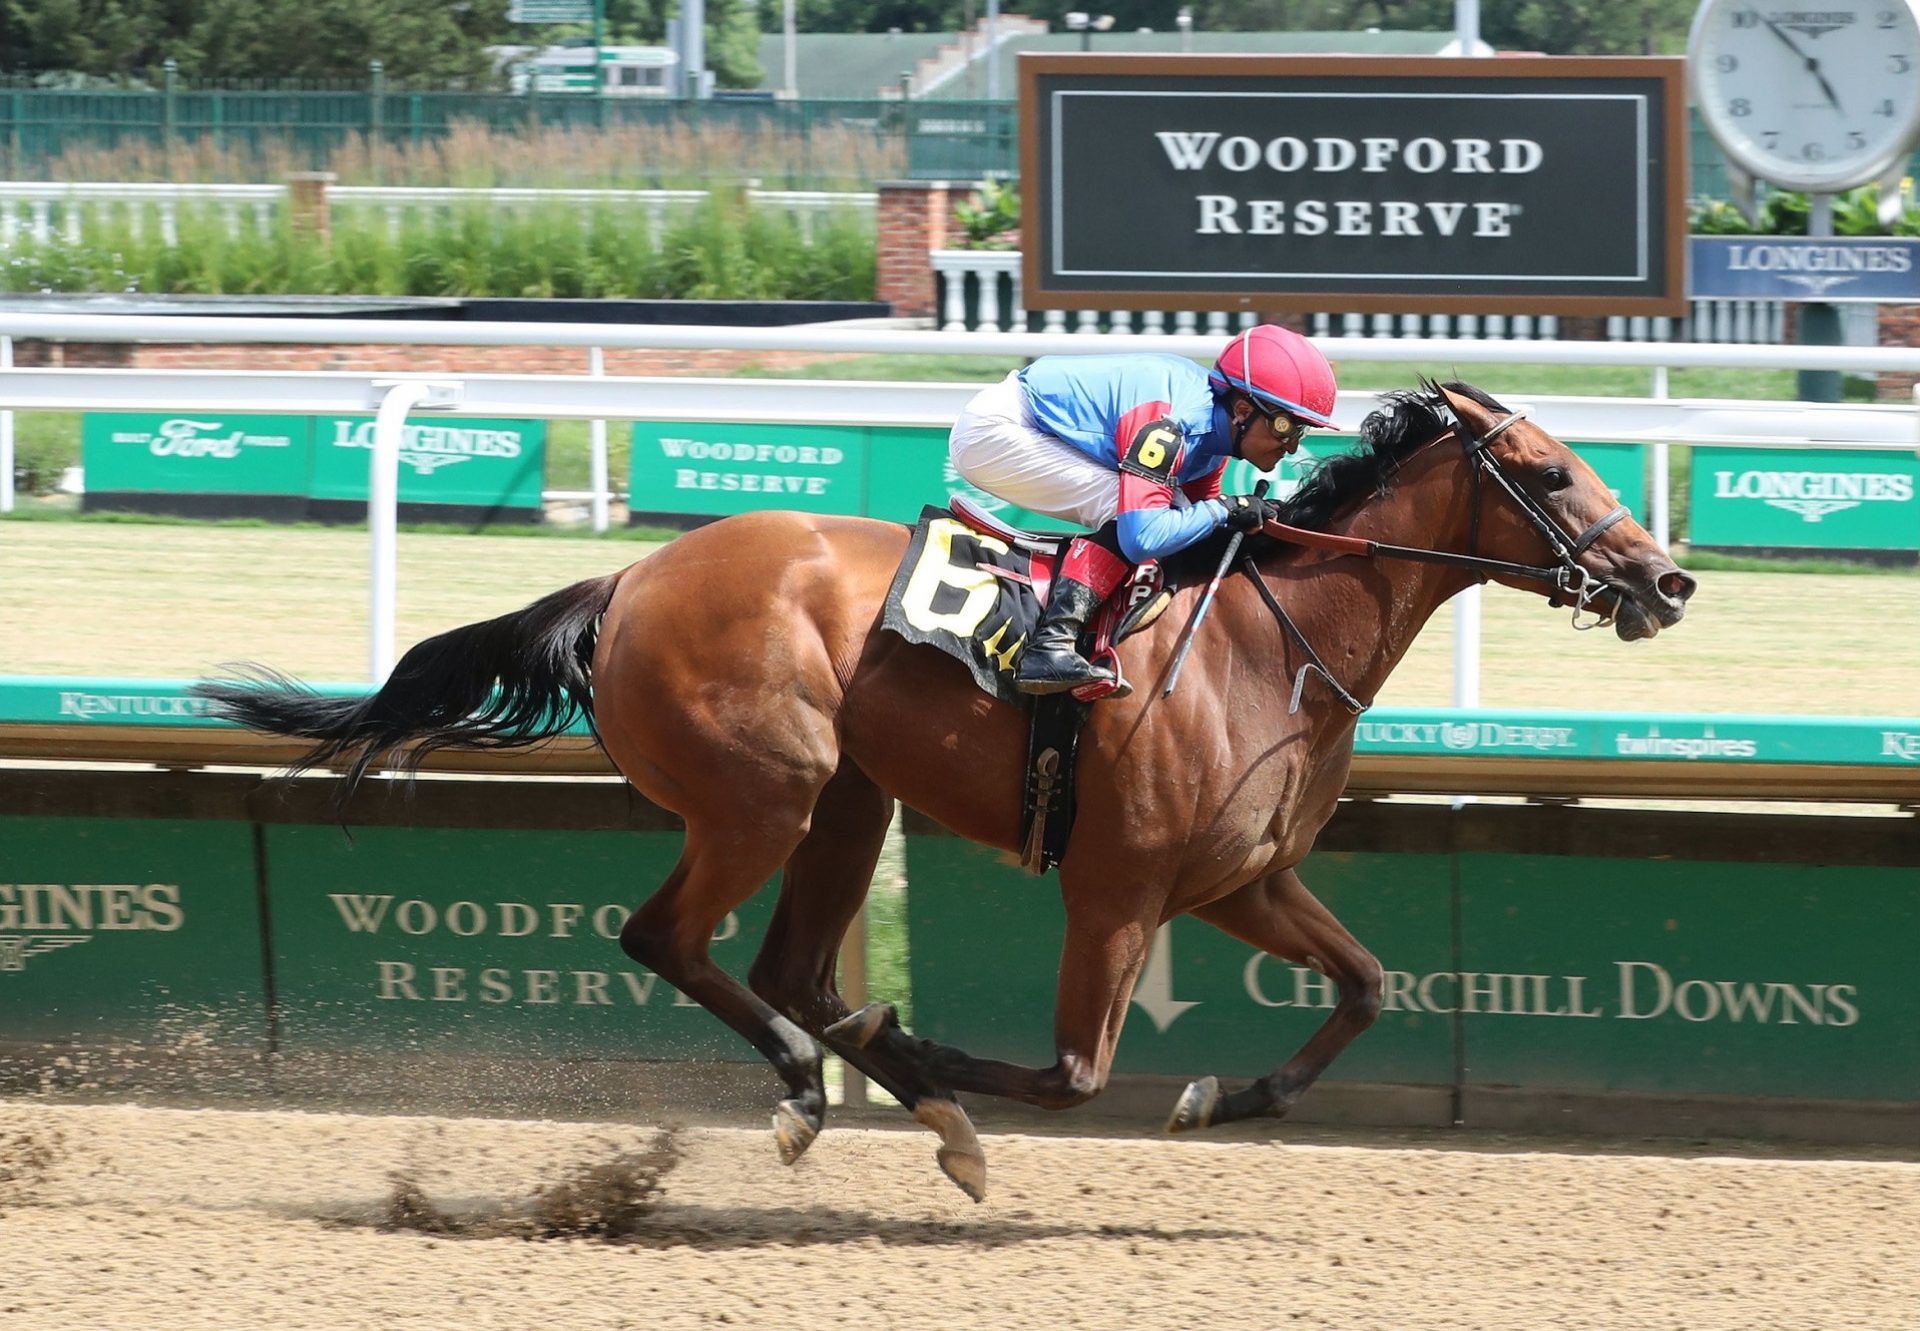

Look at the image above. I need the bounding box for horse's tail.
[191,570,622,800]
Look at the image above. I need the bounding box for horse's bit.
[1246,404,1633,714]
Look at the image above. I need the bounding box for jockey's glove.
[1222,493,1275,534]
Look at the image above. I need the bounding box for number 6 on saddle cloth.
[881,501,1173,706]
[880,501,1180,872]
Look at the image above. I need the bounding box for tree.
[1,0,517,84]
[1191,0,1697,54]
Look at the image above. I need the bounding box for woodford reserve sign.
[1018,56,1688,316]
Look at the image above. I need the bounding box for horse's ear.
[1433,382,1491,431]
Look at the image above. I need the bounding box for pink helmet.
[1208,325,1337,429]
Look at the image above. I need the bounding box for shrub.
[1689,183,1920,236]
[0,196,876,300]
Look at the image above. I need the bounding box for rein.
[1243,407,1633,715]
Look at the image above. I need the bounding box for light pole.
[1063,11,1113,51]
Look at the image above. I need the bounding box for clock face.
[1691,0,1920,191]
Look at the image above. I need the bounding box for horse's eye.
[1542,466,1572,492]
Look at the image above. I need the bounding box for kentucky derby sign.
[1018,55,1688,316]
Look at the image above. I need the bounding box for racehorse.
[196,381,1695,1202]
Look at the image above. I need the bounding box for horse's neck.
[1253,453,1479,711]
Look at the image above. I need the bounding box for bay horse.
[196,381,1694,1201]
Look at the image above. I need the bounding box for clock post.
[1799,193,1845,402]
[1689,0,1920,402]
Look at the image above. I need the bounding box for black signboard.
[1019,56,1688,316]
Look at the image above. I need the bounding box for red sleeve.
[1113,399,1182,517]
[1119,469,1175,516]
[1180,464,1224,504]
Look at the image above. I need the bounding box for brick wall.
[1877,304,1920,400]
[875,181,954,320]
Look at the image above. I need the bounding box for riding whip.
[1162,479,1268,698]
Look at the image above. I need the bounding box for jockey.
[947,324,1337,698]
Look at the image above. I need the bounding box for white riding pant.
[947,371,1118,531]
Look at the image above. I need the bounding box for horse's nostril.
[1659,569,1697,603]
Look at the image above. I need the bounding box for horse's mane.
[1272,378,1509,531]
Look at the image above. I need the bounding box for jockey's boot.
[1015,529,1131,698]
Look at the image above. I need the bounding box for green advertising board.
[630,421,872,520]
[81,413,547,516]
[82,413,308,496]
[1690,446,1920,551]
[0,816,267,1047]
[903,837,1457,1085]
[1457,855,1916,1100]
[901,829,1920,1103]
[262,825,772,1060]
[864,425,1077,531]
[311,416,547,511]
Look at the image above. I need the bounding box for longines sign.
[1018,55,1688,316]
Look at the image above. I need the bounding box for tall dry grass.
[35,120,905,189]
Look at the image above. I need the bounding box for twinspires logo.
[329,421,524,476]
[1713,468,1914,523]
[1613,725,1759,760]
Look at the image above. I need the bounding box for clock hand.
[1761,14,1845,112]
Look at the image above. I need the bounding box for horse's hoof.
[914,1097,987,1203]
[772,1098,819,1165]
[1166,1075,1220,1134]
[824,1002,893,1050]
[935,1145,988,1203]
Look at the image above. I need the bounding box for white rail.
[6,313,1920,371]
[4,318,1917,685]
[0,183,876,248]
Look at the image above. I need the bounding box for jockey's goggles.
[1256,403,1312,442]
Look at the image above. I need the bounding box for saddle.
[880,500,1180,874]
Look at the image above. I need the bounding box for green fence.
[0,84,1782,198]
[0,83,911,186]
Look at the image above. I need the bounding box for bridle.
[1242,402,1633,715]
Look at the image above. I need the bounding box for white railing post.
[941,266,970,332]
[0,335,13,514]
[1650,364,1670,550]
[589,346,610,534]
[368,379,460,681]
[1452,586,1481,710]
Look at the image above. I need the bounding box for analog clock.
[1689,0,1920,195]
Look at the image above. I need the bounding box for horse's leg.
[1167,866,1384,1132]
[616,817,827,1163]
[746,763,989,1200]
[836,886,1159,1112]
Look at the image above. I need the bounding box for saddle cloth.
[880,504,1169,706]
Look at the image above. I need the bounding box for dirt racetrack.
[2,1100,1915,1331]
